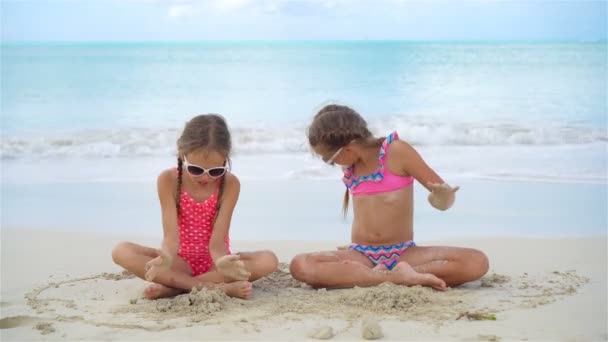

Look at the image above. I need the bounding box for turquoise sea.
[1,42,606,239]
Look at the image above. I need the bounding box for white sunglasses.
[183,157,228,178]
[323,140,356,165]
[324,147,344,165]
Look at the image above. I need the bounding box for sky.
[1,0,606,42]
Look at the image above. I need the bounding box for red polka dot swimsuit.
[177,184,231,276]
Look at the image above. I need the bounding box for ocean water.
[1,42,606,238]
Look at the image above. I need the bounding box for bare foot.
[144,283,183,300]
[220,281,253,299]
[391,261,447,291]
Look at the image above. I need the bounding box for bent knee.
[258,250,279,274]
[469,249,489,279]
[289,254,315,284]
[111,241,134,265]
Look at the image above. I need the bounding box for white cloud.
[212,0,253,12]
[165,0,255,19]
[259,0,281,12]
[162,0,350,20]
[168,4,197,19]
[321,1,336,9]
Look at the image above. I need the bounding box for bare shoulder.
[223,172,241,193]
[385,139,418,174]
[387,139,416,156]
[157,168,178,192]
[386,137,441,184]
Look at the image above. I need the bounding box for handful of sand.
[215,255,251,280]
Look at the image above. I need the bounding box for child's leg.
[290,250,446,290]
[111,241,197,299]
[236,250,279,281]
[181,250,278,284]
[112,242,264,299]
[399,246,489,287]
[140,250,278,284]
[111,242,252,299]
[112,241,193,283]
[146,250,278,298]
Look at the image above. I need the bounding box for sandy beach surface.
[1,228,606,341]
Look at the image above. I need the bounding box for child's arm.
[209,173,241,262]
[144,169,179,281]
[157,169,180,259]
[390,140,459,211]
[209,174,250,280]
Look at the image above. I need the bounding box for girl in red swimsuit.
[112,114,278,300]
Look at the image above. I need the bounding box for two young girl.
[113,106,488,299]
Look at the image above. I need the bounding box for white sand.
[1,229,606,341]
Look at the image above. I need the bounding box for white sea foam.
[2,118,605,159]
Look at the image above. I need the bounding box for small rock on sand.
[309,325,334,340]
[361,319,383,340]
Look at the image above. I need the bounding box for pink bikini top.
[343,132,414,196]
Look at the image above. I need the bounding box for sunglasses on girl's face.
[323,146,344,166]
[322,140,355,166]
[183,157,227,178]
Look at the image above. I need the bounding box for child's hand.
[428,182,460,194]
[144,249,173,282]
[215,255,251,281]
[427,182,459,211]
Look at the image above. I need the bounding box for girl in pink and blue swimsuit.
[290,104,489,290]
[112,114,278,300]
